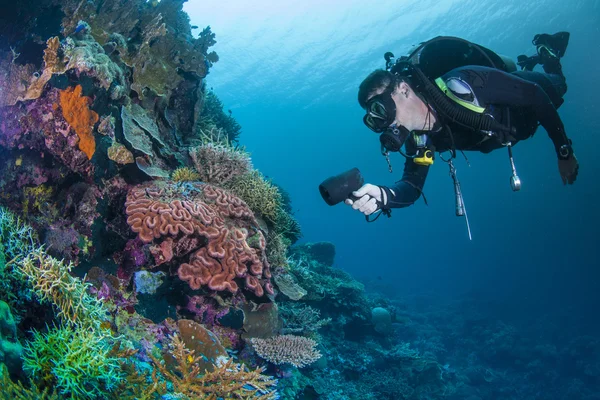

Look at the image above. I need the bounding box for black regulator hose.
[398,63,516,136]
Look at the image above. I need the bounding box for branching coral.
[0,363,60,400]
[17,247,108,330]
[124,181,273,297]
[59,85,99,160]
[250,335,322,368]
[279,303,331,334]
[148,332,277,399]
[224,171,283,225]
[22,325,123,399]
[0,206,37,318]
[0,206,37,262]
[197,91,242,143]
[189,142,252,185]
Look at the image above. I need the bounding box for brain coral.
[124,181,273,298]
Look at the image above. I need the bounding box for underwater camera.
[318,167,364,206]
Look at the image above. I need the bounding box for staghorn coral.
[147,331,277,400]
[189,142,252,185]
[0,206,37,262]
[17,247,108,330]
[0,206,38,320]
[124,181,273,297]
[250,334,322,368]
[59,85,99,160]
[22,325,123,399]
[172,167,201,182]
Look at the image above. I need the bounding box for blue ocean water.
[186,0,599,318]
[185,0,600,395]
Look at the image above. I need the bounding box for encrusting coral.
[59,85,99,160]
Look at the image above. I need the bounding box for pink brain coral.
[124,181,272,297]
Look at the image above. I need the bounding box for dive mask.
[363,88,397,133]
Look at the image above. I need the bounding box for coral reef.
[22,325,123,398]
[124,181,273,298]
[148,333,277,399]
[17,247,108,329]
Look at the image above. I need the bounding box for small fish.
[74,23,87,34]
[191,25,198,29]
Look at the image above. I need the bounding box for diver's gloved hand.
[344,184,393,216]
[558,153,578,185]
[557,143,578,185]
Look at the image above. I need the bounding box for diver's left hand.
[558,153,579,185]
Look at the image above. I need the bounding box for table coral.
[250,334,322,368]
[124,181,273,298]
[59,85,98,160]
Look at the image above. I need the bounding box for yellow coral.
[0,363,60,400]
[108,141,134,165]
[59,85,99,160]
[148,334,277,399]
[171,167,200,182]
[43,37,61,72]
[17,248,107,330]
[22,185,54,217]
[224,170,283,224]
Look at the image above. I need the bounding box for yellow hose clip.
[414,148,434,166]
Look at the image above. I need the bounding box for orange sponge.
[59,85,98,160]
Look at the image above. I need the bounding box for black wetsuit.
[386,65,571,208]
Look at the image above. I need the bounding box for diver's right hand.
[345,184,390,216]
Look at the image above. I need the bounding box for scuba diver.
[346,32,578,221]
